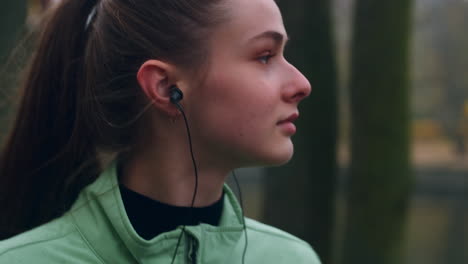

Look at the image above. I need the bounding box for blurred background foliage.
[1,0,467,264]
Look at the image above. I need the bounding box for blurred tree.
[263,0,338,263]
[431,1,468,154]
[341,0,414,264]
[411,0,468,130]
[0,0,28,137]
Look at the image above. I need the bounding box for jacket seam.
[245,225,310,247]
[70,214,107,264]
[0,230,76,257]
[203,227,244,233]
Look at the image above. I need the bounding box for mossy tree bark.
[342,1,414,263]
[264,1,338,263]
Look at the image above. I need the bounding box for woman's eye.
[257,53,274,64]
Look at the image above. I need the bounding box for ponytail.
[0,1,100,239]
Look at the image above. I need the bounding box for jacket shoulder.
[245,218,321,264]
[0,215,102,263]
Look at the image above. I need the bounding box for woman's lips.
[278,113,299,124]
[277,113,299,135]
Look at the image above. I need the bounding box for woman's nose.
[282,64,312,104]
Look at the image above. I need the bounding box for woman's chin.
[230,140,295,168]
[255,142,295,167]
[270,150,294,166]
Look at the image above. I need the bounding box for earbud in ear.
[169,85,184,105]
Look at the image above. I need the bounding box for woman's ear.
[136,60,180,116]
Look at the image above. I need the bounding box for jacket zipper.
[188,236,198,264]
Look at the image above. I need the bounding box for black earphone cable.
[174,102,199,211]
[170,101,199,264]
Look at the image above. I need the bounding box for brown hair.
[0,0,228,240]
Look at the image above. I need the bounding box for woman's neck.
[118,146,227,208]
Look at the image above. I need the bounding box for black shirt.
[120,184,224,240]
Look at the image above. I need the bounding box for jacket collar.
[70,160,245,263]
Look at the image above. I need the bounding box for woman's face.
[184,0,311,168]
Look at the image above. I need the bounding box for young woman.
[0,0,319,263]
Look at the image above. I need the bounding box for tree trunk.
[263,0,338,263]
[342,1,414,263]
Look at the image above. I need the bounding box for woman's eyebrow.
[247,30,290,46]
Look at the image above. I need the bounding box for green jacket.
[0,161,321,263]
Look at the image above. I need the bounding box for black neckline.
[120,184,224,240]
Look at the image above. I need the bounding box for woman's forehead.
[221,0,286,44]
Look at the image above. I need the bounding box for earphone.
[168,84,248,264]
[169,85,183,106]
